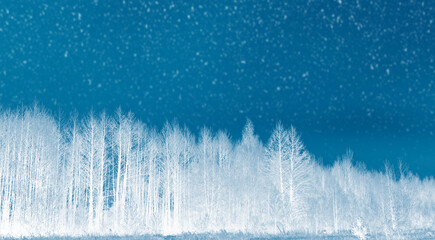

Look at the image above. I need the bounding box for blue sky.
[0,0,434,177]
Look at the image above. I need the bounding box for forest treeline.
[0,107,433,237]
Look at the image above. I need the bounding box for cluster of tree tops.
[0,106,433,237]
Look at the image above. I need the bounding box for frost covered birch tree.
[286,126,312,228]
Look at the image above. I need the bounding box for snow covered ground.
[1,231,435,240]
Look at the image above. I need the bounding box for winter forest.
[0,107,433,238]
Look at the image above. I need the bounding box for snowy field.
[1,231,435,240]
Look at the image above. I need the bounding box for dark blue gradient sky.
[0,0,434,177]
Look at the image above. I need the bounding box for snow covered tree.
[214,131,233,228]
[143,129,162,230]
[266,123,289,202]
[94,113,108,230]
[161,122,185,233]
[233,120,264,231]
[197,127,215,230]
[265,124,313,231]
[63,112,83,229]
[111,109,135,231]
[81,112,100,231]
[286,126,312,228]
[265,122,289,232]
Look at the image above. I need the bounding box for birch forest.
[0,107,433,237]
